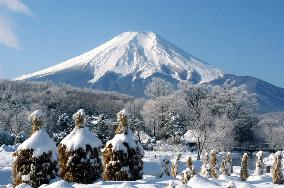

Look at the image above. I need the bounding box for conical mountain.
[16,31,223,96]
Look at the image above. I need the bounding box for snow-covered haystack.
[272,151,283,184]
[58,109,102,183]
[181,156,195,184]
[254,151,264,176]
[240,153,249,181]
[12,110,57,187]
[102,109,144,181]
[171,153,181,177]
[210,149,218,178]
[200,152,210,178]
[159,156,170,178]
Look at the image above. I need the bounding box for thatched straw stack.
[240,153,249,181]
[102,109,144,181]
[13,110,57,188]
[272,151,283,184]
[58,109,102,183]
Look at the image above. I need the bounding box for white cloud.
[0,16,20,49]
[0,0,32,49]
[0,0,33,16]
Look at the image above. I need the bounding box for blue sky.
[0,0,283,87]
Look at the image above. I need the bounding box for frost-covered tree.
[165,111,186,143]
[159,156,170,178]
[102,109,144,181]
[58,109,102,183]
[240,153,249,181]
[145,77,174,99]
[272,151,283,184]
[254,151,264,176]
[176,83,257,159]
[92,114,110,145]
[141,95,174,139]
[13,110,57,187]
[52,113,72,144]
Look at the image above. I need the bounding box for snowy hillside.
[209,74,284,113]
[16,31,223,96]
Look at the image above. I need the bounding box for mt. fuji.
[16,31,284,113]
[16,32,223,93]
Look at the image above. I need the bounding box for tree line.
[0,78,283,159]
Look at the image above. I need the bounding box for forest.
[0,79,283,157]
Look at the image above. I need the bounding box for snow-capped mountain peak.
[16,31,223,85]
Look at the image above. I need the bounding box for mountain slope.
[209,74,284,113]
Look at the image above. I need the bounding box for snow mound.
[119,182,136,188]
[0,144,19,152]
[238,183,257,188]
[15,183,32,188]
[17,129,57,160]
[181,130,198,143]
[105,129,143,154]
[187,175,220,188]
[60,126,102,151]
[39,180,73,188]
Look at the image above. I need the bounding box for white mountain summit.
[16,31,223,87]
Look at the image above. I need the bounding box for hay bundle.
[182,156,195,184]
[102,109,144,181]
[13,110,57,188]
[58,109,102,183]
[210,149,218,178]
[272,151,283,184]
[240,153,249,181]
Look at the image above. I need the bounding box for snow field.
[1,150,284,187]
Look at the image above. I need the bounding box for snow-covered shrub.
[240,153,249,181]
[172,153,181,177]
[12,110,57,187]
[200,152,210,178]
[159,156,170,178]
[182,156,195,184]
[254,151,264,176]
[102,109,144,181]
[210,149,218,178]
[58,109,102,183]
[272,151,283,184]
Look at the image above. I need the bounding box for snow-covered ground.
[0,149,283,188]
